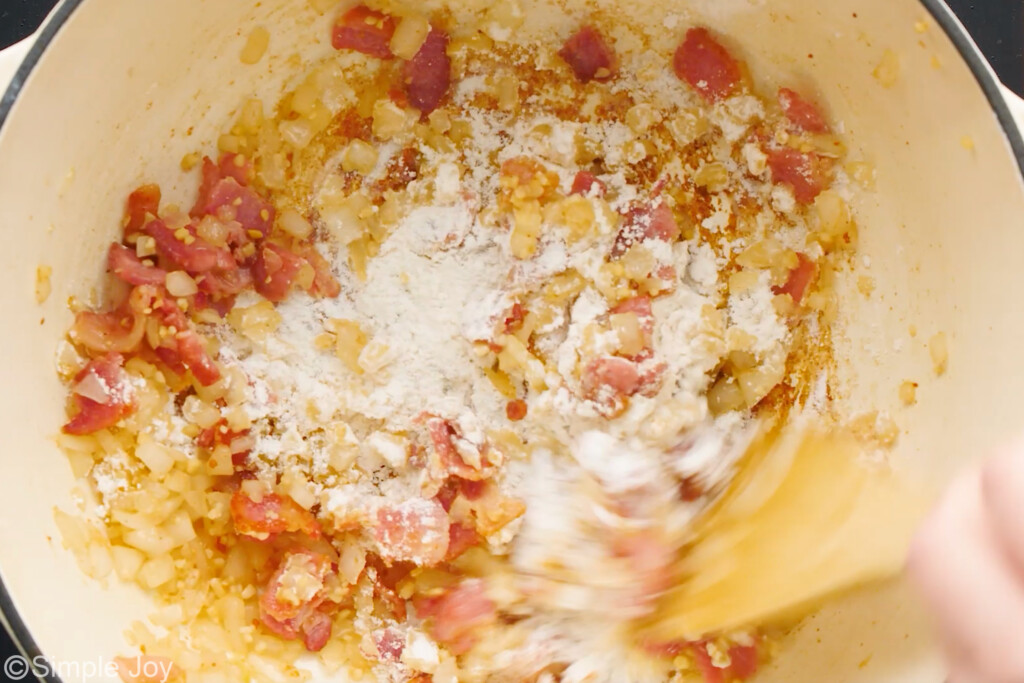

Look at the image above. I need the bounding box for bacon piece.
[144,219,236,274]
[654,263,678,282]
[638,201,679,241]
[404,28,452,114]
[673,27,742,103]
[773,252,816,304]
[331,5,396,58]
[582,356,665,409]
[558,26,616,83]
[582,356,642,401]
[190,156,273,241]
[502,302,526,335]
[123,184,161,236]
[611,296,655,336]
[445,522,481,562]
[197,418,249,451]
[152,346,188,379]
[501,157,548,186]
[613,202,679,257]
[259,550,334,652]
[375,147,422,194]
[450,482,526,538]
[253,243,309,303]
[644,204,679,241]
[204,178,275,241]
[63,353,137,435]
[217,152,255,186]
[425,417,493,481]
[584,296,664,404]
[414,579,496,655]
[192,291,237,319]
[778,87,829,134]
[637,361,667,398]
[230,491,322,540]
[459,479,487,501]
[296,246,342,298]
[197,420,251,468]
[375,498,450,567]
[610,296,657,363]
[692,644,724,683]
[301,611,333,652]
[171,333,220,386]
[107,243,167,287]
[435,479,459,512]
[692,642,760,683]
[499,157,561,207]
[191,157,222,217]
[640,640,686,659]
[766,147,831,204]
[114,656,183,683]
[570,170,606,197]
[260,552,331,622]
[142,288,221,386]
[435,477,485,512]
[197,267,254,300]
[727,644,759,680]
[372,627,405,663]
[610,531,673,609]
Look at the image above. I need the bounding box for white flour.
[196,54,833,683]
[728,271,789,356]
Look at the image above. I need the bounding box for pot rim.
[0,0,1020,680]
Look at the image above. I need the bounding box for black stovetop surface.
[0,0,1022,673]
[5,0,1018,92]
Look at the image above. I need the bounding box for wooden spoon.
[643,422,924,642]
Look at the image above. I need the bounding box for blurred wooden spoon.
[643,421,924,642]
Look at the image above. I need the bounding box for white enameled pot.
[2,1,1024,681]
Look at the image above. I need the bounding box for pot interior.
[1,0,1022,680]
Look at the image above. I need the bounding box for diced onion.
[138,555,176,589]
[278,208,314,239]
[229,434,256,455]
[123,527,176,556]
[240,26,270,65]
[111,545,145,581]
[166,271,199,297]
[136,440,176,477]
[72,370,112,405]
[390,15,430,60]
[279,120,313,149]
[196,216,230,247]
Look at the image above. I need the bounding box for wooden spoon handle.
[645,424,923,642]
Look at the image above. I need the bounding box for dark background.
[0,0,1022,675]
[5,0,1020,93]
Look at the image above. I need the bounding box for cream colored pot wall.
[1,1,1023,681]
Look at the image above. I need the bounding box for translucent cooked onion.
[196,216,230,247]
[229,434,256,455]
[72,311,146,354]
[72,370,113,405]
[166,271,199,297]
[278,209,313,240]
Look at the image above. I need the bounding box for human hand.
[909,438,1024,683]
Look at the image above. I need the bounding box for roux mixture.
[55,4,863,682]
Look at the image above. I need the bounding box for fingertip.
[907,508,942,587]
[907,471,978,594]
[980,437,1024,572]
[980,439,1024,503]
